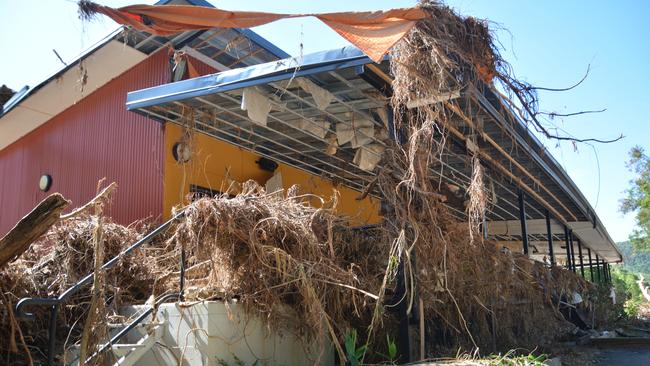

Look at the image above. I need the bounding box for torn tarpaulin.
[80,2,426,63]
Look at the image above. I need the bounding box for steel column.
[577,239,585,278]
[394,256,410,363]
[564,226,571,269]
[608,263,612,283]
[545,210,555,266]
[595,255,601,283]
[569,231,576,273]
[518,190,529,256]
[482,218,489,240]
[47,304,59,366]
[587,248,594,282]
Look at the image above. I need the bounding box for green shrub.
[610,266,644,318]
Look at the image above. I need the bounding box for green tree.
[621,146,650,250]
[616,241,650,276]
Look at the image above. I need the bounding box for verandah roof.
[125,45,621,263]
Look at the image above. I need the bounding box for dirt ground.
[593,347,650,365]
[554,344,650,365]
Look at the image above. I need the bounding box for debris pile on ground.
[1,182,607,364]
[0,216,155,365]
[155,182,388,360]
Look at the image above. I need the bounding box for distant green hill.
[617,241,650,276]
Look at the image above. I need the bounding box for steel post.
[482,218,489,240]
[518,190,529,255]
[587,248,594,282]
[577,239,585,278]
[47,304,59,366]
[545,210,555,266]
[569,231,576,273]
[395,256,410,363]
[608,263,612,283]
[595,255,601,283]
[564,226,571,269]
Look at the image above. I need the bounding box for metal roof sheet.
[127,46,371,110]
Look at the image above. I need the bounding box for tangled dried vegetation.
[1,182,608,364]
[1,0,620,364]
[0,216,155,365]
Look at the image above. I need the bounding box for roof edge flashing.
[127,46,373,110]
[0,27,127,118]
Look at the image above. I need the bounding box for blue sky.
[1,0,648,242]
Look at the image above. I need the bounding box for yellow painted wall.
[163,123,381,224]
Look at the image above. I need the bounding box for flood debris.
[0,182,615,364]
[0,1,625,364]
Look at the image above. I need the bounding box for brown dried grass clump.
[154,182,388,360]
[0,216,155,365]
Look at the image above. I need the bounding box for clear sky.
[1,0,648,242]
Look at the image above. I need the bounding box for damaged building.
[0,0,623,365]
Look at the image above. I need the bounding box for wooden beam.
[0,194,69,268]
[443,121,568,225]
[445,102,578,222]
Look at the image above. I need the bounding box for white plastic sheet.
[336,118,374,148]
[298,118,330,139]
[241,88,271,126]
[353,143,385,172]
[296,77,334,111]
[265,171,284,194]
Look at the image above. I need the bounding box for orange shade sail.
[83,2,427,62]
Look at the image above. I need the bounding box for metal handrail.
[68,292,181,365]
[15,211,186,366]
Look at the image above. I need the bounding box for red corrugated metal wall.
[0,49,182,236]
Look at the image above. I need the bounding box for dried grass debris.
[0,216,154,365]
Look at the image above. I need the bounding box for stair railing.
[16,211,187,366]
[67,291,180,366]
